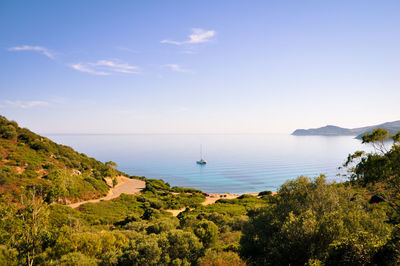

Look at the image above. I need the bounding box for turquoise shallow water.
[45,134,367,194]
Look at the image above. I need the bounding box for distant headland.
[292,120,400,138]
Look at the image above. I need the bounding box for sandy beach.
[166,192,262,216]
[68,176,146,208]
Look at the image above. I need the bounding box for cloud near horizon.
[164,64,192,73]
[8,45,55,59]
[70,60,140,75]
[161,28,216,45]
[2,100,49,109]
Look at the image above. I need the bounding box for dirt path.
[167,208,187,216]
[68,176,146,208]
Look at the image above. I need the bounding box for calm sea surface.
[45,134,368,194]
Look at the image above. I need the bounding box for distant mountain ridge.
[292,120,400,138]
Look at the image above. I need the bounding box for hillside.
[292,120,400,137]
[292,125,354,136]
[0,115,123,204]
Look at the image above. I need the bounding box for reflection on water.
[45,134,367,193]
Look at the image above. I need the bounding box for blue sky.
[1,0,399,134]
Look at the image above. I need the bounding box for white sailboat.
[196,145,207,165]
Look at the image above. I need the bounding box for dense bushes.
[144,179,203,194]
[240,176,393,265]
[1,172,399,265]
[78,194,144,225]
[140,190,205,210]
[0,166,16,185]
[258,190,272,196]
[0,125,17,140]
[198,250,246,266]
[118,229,203,265]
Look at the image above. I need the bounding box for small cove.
[45,134,367,194]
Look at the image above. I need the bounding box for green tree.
[344,129,400,215]
[147,218,178,234]
[14,190,49,266]
[194,220,219,248]
[361,128,391,153]
[164,230,203,264]
[123,237,162,265]
[53,252,98,266]
[105,161,118,169]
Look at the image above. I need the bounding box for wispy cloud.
[70,63,108,76]
[161,28,216,45]
[2,100,49,109]
[70,60,140,75]
[164,64,192,73]
[8,45,55,59]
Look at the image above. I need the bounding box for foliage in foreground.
[240,176,392,265]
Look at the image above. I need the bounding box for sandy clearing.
[68,176,146,208]
[166,193,262,216]
[201,193,245,205]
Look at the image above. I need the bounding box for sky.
[1,0,399,134]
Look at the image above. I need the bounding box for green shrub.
[0,125,17,140]
[20,169,39,179]
[0,245,18,266]
[53,252,98,266]
[48,204,84,228]
[30,140,51,151]
[147,218,179,234]
[237,194,256,199]
[326,232,384,265]
[0,166,16,185]
[78,194,144,224]
[144,179,172,192]
[124,221,149,232]
[172,186,203,193]
[258,190,272,196]
[193,220,219,248]
[141,206,161,220]
[198,250,246,266]
[164,230,203,263]
[114,214,142,227]
[120,236,163,265]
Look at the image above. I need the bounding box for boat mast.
[200,144,203,160]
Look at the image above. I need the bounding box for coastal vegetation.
[0,116,399,265]
[0,115,122,204]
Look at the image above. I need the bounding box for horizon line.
[40,132,290,136]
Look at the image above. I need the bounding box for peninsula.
[292,120,400,138]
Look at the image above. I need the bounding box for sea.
[45,134,369,194]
